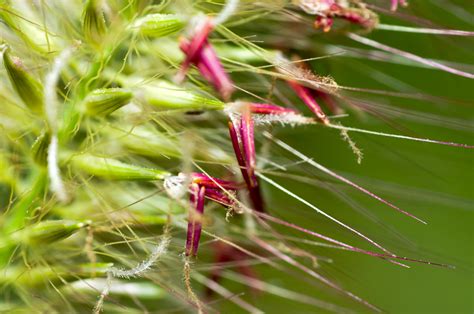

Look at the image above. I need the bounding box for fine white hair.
[44,47,75,202]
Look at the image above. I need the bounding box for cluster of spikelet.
[1,0,472,313]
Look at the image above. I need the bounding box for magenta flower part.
[287,80,329,124]
[202,188,235,207]
[185,173,241,256]
[314,15,334,33]
[177,19,235,100]
[191,172,241,190]
[228,109,264,212]
[249,103,300,115]
[186,183,206,256]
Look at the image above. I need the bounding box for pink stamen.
[287,80,330,124]
[200,42,235,100]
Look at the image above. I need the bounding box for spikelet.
[82,0,107,45]
[2,48,43,112]
[131,14,184,37]
[71,154,170,180]
[84,88,133,116]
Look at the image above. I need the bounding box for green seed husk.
[0,154,15,209]
[2,263,113,287]
[82,0,107,45]
[151,38,277,64]
[131,14,184,37]
[71,154,170,180]
[105,125,233,163]
[67,279,167,299]
[84,88,133,116]
[31,131,51,166]
[9,220,89,246]
[142,80,225,111]
[4,169,47,234]
[2,49,44,112]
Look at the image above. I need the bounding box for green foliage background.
[219,1,474,313]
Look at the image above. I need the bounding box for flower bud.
[84,88,133,116]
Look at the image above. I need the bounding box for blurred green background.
[215,1,473,313]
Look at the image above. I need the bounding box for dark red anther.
[203,188,235,208]
[228,107,265,212]
[287,80,329,124]
[186,183,206,257]
[248,102,300,115]
[314,16,334,33]
[177,18,235,100]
